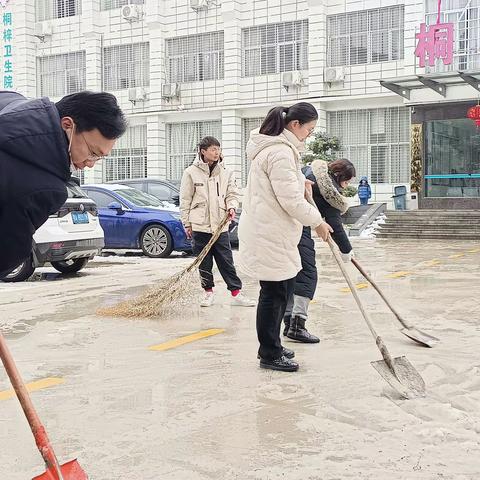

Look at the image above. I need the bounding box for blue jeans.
[360,197,369,205]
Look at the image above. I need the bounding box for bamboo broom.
[97,214,231,318]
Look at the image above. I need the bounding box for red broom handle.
[0,332,61,473]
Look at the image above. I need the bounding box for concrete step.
[380,224,480,230]
[376,232,480,239]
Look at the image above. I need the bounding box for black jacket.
[0,91,71,276]
[294,226,317,299]
[306,164,352,255]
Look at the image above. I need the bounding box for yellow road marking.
[386,271,414,279]
[149,329,225,352]
[0,377,65,401]
[467,248,480,253]
[449,253,465,259]
[340,283,369,293]
[423,259,441,267]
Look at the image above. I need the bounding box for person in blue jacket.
[0,90,127,278]
[358,176,371,205]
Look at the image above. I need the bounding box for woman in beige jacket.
[238,102,333,372]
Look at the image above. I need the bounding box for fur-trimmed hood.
[311,160,349,214]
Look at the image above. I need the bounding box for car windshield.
[114,188,165,207]
[67,183,88,199]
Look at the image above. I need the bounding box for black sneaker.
[259,355,299,372]
[257,347,294,360]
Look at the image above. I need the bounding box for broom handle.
[0,333,64,478]
[185,214,231,274]
[351,258,413,330]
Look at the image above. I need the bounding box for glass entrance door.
[425,118,480,198]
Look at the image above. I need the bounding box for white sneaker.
[200,291,214,307]
[231,293,256,307]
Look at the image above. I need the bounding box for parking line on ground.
[423,259,441,267]
[340,283,369,293]
[386,271,414,279]
[468,248,480,253]
[0,377,65,401]
[449,253,465,259]
[148,329,225,352]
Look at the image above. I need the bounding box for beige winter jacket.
[180,156,240,234]
[238,129,325,282]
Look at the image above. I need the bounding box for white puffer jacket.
[180,156,240,234]
[238,129,324,282]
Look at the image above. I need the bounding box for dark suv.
[110,178,239,246]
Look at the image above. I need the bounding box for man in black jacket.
[0,90,127,278]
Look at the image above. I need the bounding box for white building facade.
[2,0,479,207]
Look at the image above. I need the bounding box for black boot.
[287,316,320,343]
[283,316,291,336]
[260,355,299,372]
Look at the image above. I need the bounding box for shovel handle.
[0,332,62,477]
[351,258,413,330]
[326,238,396,368]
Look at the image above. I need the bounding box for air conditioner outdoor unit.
[162,83,180,99]
[324,67,345,83]
[128,87,148,104]
[121,4,143,22]
[282,71,304,91]
[33,23,53,42]
[190,0,210,11]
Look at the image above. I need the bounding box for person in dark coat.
[0,90,127,278]
[284,159,356,342]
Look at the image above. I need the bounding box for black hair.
[259,102,318,136]
[198,136,221,159]
[329,159,356,183]
[56,91,127,139]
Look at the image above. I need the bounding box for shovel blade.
[371,355,426,399]
[33,459,88,480]
[400,327,440,348]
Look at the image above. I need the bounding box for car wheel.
[140,224,173,258]
[1,257,35,282]
[51,258,89,274]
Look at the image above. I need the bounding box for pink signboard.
[415,22,454,68]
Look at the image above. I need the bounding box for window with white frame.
[242,20,309,77]
[166,32,224,83]
[36,0,81,21]
[327,107,410,184]
[166,121,222,181]
[103,125,147,182]
[327,6,404,67]
[37,52,86,98]
[101,0,144,9]
[103,43,150,91]
[425,0,480,72]
[241,118,263,186]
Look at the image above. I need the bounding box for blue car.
[81,184,191,258]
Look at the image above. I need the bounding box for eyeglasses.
[302,125,315,135]
[81,133,105,161]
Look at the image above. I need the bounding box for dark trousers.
[256,277,296,360]
[192,231,242,291]
[360,197,369,205]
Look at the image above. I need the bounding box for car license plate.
[72,212,89,224]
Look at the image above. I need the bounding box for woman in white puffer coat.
[238,102,333,373]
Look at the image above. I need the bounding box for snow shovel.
[0,332,88,480]
[327,237,426,399]
[351,258,439,348]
